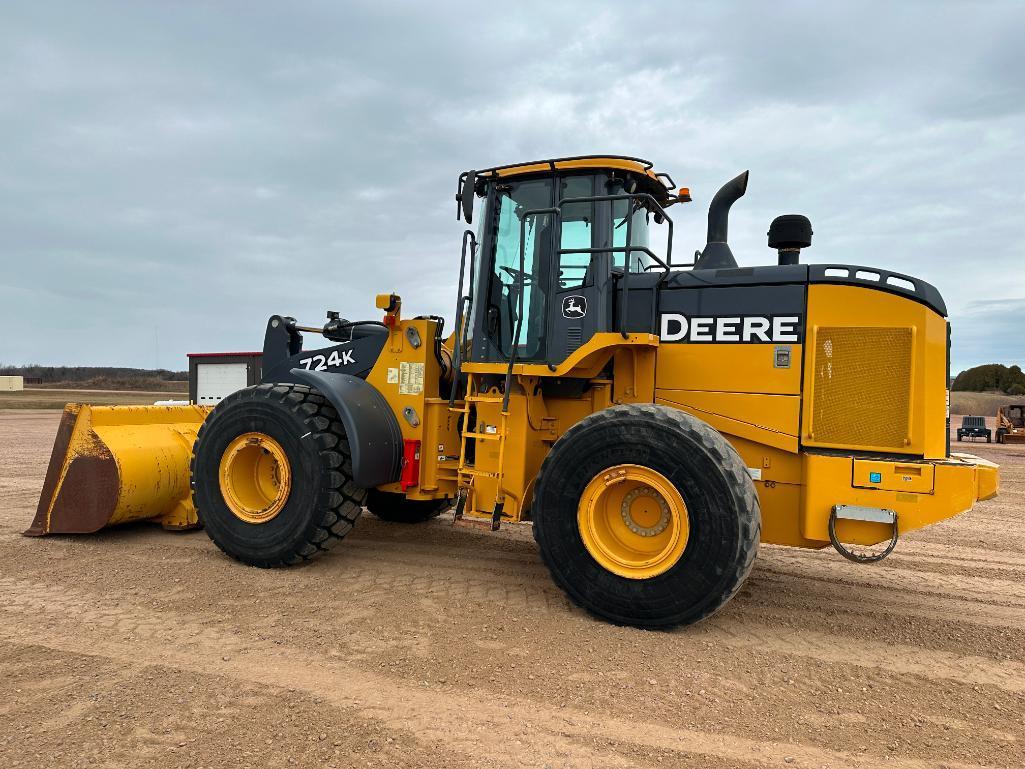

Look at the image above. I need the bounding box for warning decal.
[398,361,424,395]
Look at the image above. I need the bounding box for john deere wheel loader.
[28,155,999,628]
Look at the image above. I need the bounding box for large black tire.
[532,404,760,628]
[365,489,451,523]
[191,383,365,567]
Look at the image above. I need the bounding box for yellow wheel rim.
[577,464,690,580]
[218,432,292,524]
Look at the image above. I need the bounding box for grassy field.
[0,388,187,410]
[30,378,188,391]
[950,391,1024,417]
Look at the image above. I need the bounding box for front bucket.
[25,403,210,536]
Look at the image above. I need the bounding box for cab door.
[548,174,660,366]
[549,174,610,363]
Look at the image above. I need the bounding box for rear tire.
[191,383,365,567]
[365,489,451,523]
[533,404,760,628]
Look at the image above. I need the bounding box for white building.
[0,376,25,391]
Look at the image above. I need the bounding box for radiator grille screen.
[811,326,913,449]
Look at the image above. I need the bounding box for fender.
[287,369,402,488]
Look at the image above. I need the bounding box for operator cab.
[454,156,685,368]
[1005,406,1025,427]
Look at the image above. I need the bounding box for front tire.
[533,404,760,628]
[191,383,365,567]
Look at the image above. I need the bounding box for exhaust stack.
[694,170,749,270]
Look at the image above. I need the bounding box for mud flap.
[26,403,209,536]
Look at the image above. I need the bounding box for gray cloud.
[1,1,1023,374]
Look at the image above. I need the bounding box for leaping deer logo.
[562,296,587,318]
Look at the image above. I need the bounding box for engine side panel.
[801,284,948,459]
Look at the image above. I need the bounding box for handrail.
[558,191,675,268]
[558,244,666,265]
[556,192,676,338]
[448,229,476,407]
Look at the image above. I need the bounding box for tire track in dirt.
[0,576,1000,769]
[284,541,1025,682]
[19,524,1025,615]
[5,568,1025,695]
[11,518,1025,650]
[25,521,1022,636]
[759,551,1025,607]
[699,616,1025,693]
[880,551,1025,577]
[908,541,1025,567]
[750,570,1023,630]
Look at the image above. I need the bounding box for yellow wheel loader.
[28,155,999,627]
[996,404,1025,444]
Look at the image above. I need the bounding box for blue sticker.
[869,472,882,483]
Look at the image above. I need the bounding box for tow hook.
[828,505,899,563]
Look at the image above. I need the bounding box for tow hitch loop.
[828,505,899,564]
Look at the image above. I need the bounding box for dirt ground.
[1,409,1022,768]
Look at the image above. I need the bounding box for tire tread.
[190,383,366,567]
[532,403,760,628]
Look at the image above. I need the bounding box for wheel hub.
[577,464,690,580]
[218,432,292,524]
[620,487,671,537]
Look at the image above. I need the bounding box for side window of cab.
[558,175,595,290]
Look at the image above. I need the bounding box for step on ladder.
[450,374,509,531]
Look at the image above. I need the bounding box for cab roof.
[475,154,680,204]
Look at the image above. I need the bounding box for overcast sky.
[2,2,1023,374]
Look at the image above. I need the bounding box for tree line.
[0,365,186,382]
[951,364,1025,396]
[0,365,187,391]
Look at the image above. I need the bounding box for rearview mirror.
[459,170,476,224]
